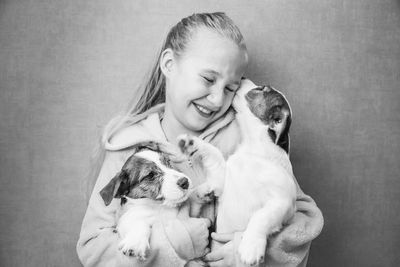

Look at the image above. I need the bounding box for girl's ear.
[160,48,175,78]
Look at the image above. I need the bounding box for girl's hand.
[204,232,236,267]
[165,203,211,261]
[182,217,211,258]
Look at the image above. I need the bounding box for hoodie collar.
[105,103,236,151]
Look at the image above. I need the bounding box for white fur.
[135,150,192,206]
[117,201,154,260]
[177,134,226,198]
[179,79,297,265]
[117,198,182,260]
[115,150,192,260]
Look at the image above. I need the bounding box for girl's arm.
[76,150,204,267]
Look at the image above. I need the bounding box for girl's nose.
[206,87,225,107]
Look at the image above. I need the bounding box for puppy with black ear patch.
[246,84,292,154]
[100,141,192,261]
[179,79,296,266]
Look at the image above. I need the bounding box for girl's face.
[163,28,248,135]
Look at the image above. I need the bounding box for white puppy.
[100,141,192,261]
[178,79,297,266]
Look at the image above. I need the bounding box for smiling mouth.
[193,103,216,118]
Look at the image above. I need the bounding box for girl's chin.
[187,111,215,130]
[184,120,208,133]
[181,117,210,133]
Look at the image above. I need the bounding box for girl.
[77,12,323,267]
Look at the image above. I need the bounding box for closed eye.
[202,75,238,93]
[225,86,235,92]
[202,76,215,84]
[226,81,240,93]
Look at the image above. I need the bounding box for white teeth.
[196,104,212,114]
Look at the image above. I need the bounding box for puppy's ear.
[99,171,128,206]
[267,105,292,154]
[262,85,272,93]
[269,111,291,154]
[277,132,290,154]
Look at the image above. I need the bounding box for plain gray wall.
[1,0,399,266]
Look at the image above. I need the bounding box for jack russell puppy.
[178,79,297,266]
[99,141,193,261]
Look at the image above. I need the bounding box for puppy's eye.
[275,119,282,124]
[144,172,155,181]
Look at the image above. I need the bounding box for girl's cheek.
[194,84,209,97]
[226,93,235,105]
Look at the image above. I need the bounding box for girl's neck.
[160,110,200,145]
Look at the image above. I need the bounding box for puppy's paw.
[238,233,266,266]
[118,236,150,261]
[195,183,215,203]
[199,190,215,203]
[177,134,200,157]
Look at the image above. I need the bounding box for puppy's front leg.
[189,189,217,217]
[118,220,151,261]
[238,197,294,266]
[178,134,226,197]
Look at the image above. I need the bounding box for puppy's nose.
[177,177,189,190]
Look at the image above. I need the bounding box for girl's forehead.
[181,28,248,74]
[186,27,243,54]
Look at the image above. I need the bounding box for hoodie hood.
[104,103,237,153]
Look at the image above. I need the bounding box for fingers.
[211,232,234,243]
[188,217,212,228]
[198,245,211,259]
[202,217,212,228]
[186,259,208,267]
[208,261,226,267]
[204,249,224,262]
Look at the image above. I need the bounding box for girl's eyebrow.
[202,69,220,76]
[201,69,241,86]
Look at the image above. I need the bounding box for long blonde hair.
[84,12,247,200]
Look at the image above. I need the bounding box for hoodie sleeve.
[76,150,193,267]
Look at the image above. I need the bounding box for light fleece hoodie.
[76,104,324,267]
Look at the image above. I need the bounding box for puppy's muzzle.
[177,177,189,190]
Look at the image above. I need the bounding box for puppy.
[100,141,192,261]
[178,79,297,266]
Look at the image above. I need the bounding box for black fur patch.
[100,141,178,205]
[245,86,291,153]
[121,155,165,201]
